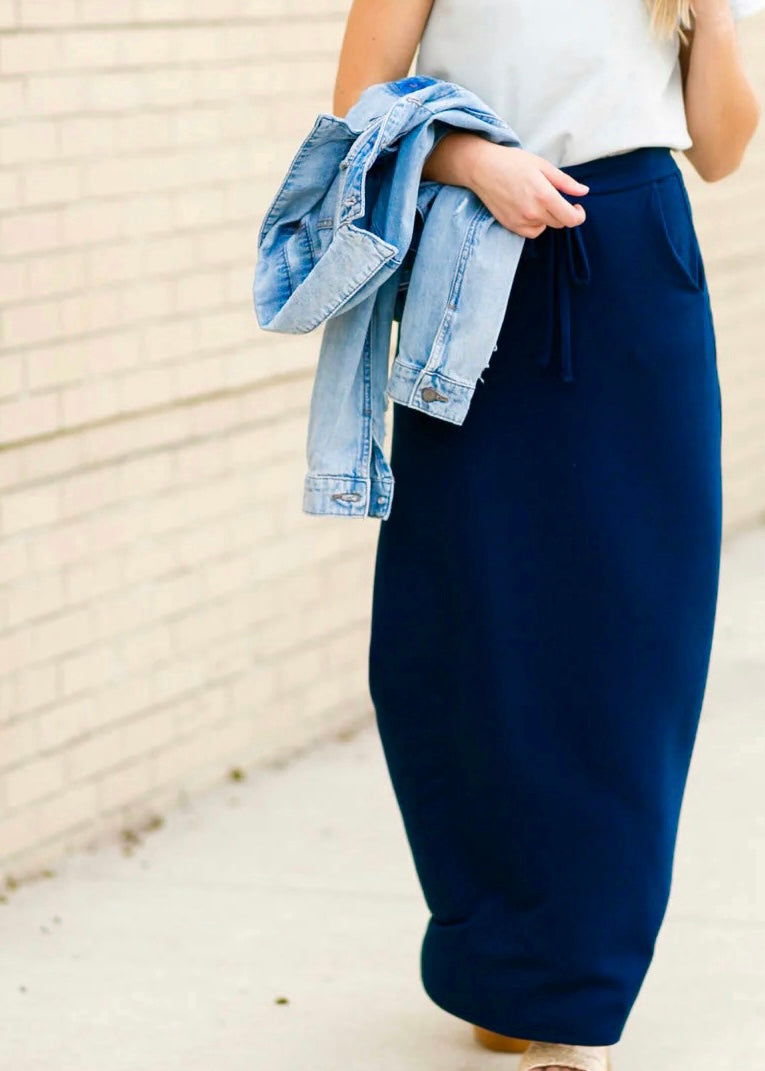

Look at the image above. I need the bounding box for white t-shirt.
[415,0,765,167]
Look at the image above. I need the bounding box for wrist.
[458,134,497,193]
[422,130,496,191]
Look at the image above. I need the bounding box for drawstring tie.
[527,220,591,382]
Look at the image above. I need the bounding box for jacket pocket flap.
[254,224,398,333]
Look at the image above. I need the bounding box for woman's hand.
[421,132,589,238]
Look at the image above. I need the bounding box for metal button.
[421,386,448,403]
[331,491,362,503]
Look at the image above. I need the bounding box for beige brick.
[0,168,21,212]
[2,300,62,349]
[98,759,152,813]
[6,751,64,808]
[1,120,58,165]
[60,645,117,698]
[132,0,188,18]
[0,31,59,74]
[26,74,87,116]
[0,448,23,491]
[142,233,195,275]
[28,338,88,391]
[36,781,97,840]
[33,608,91,662]
[0,350,23,397]
[6,572,66,628]
[170,605,226,654]
[174,437,228,484]
[19,433,82,482]
[122,542,176,586]
[26,249,86,300]
[151,728,215,788]
[0,718,39,772]
[77,0,134,24]
[59,288,121,338]
[143,318,195,363]
[118,365,176,412]
[61,198,122,246]
[85,71,144,111]
[173,187,227,228]
[121,278,174,321]
[175,354,225,397]
[0,809,40,862]
[119,624,172,673]
[0,392,59,444]
[60,379,118,428]
[19,0,78,25]
[2,483,60,535]
[81,331,140,376]
[90,588,150,643]
[1,208,60,256]
[120,192,175,237]
[66,725,121,782]
[176,270,226,312]
[25,519,91,572]
[65,551,124,604]
[23,162,81,208]
[14,661,57,715]
[61,29,118,70]
[122,707,177,761]
[60,465,120,519]
[0,73,23,110]
[58,115,115,157]
[192,64,240,104]
[80,405,189,463]
[119,451,173,493]
[38,695,92,750]
[116,28,170,66]
[0,540,28,585]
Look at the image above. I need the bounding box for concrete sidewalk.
[1,525,764,1071]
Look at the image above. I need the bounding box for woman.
[335,2,763,1069]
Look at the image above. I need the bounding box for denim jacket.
[254,75,525,519]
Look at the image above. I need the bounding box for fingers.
[538,157,590,197]
[533,158,589,228]
[536,184,587,228]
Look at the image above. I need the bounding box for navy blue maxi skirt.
[367,147,723,1046]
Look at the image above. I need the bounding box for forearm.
[681,2,761,180]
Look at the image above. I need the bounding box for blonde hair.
[647,0,694,41]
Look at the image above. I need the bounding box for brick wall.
[1,3,764,877]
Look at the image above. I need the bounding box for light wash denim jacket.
[254,75,525,519]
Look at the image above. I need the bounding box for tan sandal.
[517,1040,611,1071]
[472,1025,530,1052]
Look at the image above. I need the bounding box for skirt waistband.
[561,146,679,194]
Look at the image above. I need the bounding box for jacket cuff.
[302,473,393,519]
[385,361,473,425]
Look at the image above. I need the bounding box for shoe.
[472,1025,530,1052]
[517,1040,611,1071]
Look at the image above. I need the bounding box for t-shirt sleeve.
[729,0,765,19]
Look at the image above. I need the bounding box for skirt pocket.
[648,170,706,293]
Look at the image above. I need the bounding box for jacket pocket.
[648,171,705,293]
[281,218,318,294]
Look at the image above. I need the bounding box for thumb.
[538,159,590,196]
